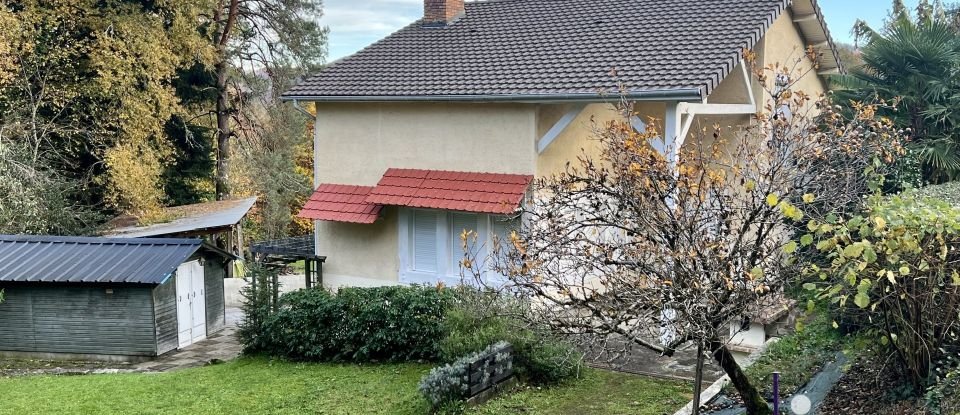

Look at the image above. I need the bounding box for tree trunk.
[213,0,239,201]
[709,337,771,415]
[215,60,231,200]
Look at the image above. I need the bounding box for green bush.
[441,288,581,385]
[803,194,960,391]
[240,282,581,383]
[243,285,454,362]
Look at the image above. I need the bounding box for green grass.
[468,369,690,415]
[288,260,305,273]
[0,357,689,415]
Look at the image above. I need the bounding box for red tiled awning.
[365,169,533,215]
[298,184,383,224]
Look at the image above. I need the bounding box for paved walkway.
[134,307,244,372]
[585,339,725,385]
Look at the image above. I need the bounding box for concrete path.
[585,338,725,384]
[134,307,244,372]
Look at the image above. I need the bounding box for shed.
[0,235,234,362]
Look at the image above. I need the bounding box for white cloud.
[321,0,422,59]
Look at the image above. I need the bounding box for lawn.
[0,357,690,415]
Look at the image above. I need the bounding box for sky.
[319,0,922,62]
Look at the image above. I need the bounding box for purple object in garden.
[773,371,781,414]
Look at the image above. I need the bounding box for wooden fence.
[466,343,514,399]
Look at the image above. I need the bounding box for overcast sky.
[319,0,922,62]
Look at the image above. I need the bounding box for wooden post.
[692,342,705,415]
[304,259,312,289]
[317,258,323,287]
[271,273,279,311]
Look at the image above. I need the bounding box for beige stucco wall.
[535,102,669,178]
[313,102,537,287]
[692,8,827,152]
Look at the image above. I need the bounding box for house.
[284,0,842,289]
[0,235,233,362]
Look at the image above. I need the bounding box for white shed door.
[176,260,207,348]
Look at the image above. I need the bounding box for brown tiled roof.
[365,169,533,214]
[286,0,812,101]
[298,184,383,224]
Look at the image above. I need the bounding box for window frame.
[398,208,514,286]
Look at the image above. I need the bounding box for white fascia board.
[678,103,757,116]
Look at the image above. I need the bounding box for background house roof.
[285,0,841,102]
[103,197,257,238]
[0,235,207,285]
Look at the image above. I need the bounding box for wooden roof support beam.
[537,104,586,154]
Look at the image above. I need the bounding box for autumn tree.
[464,56,904,414]
[0,0,217,218]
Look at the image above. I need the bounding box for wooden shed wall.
[153,276,178,355]
[0,285,157,357]
[204,256,227,334]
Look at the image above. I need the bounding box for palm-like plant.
[832,2,960,184]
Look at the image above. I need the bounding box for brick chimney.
[423,0,465,27]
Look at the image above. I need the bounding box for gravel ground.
[0,358,134,377]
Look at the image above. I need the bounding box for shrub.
[236,264,280,353]
[441,288,581,385]
[419,341,511,409]
[803,194,960,392]
[243,285,454,362]
[335,285,454,362]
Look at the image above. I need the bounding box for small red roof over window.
[365,169,533,215]
[298,184,383,224]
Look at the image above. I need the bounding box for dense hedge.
[243,285,454,362]
[239,281,581,385]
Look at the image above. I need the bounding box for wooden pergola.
[249,235,326,288]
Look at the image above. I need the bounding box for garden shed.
[0,235,234,362]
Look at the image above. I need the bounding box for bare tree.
[464,54,904,414]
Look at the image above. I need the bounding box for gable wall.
[762,8,828,100]
[694,8,829,153]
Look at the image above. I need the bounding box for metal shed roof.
[103,197,257,238]
[0,235,206,285]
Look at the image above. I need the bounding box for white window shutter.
[412,210,439,273]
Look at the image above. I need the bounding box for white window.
[399,208,518,286]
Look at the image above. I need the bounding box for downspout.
[291,99,313,118]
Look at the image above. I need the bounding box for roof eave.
[792,0,845,75]
[281,89,704,104]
